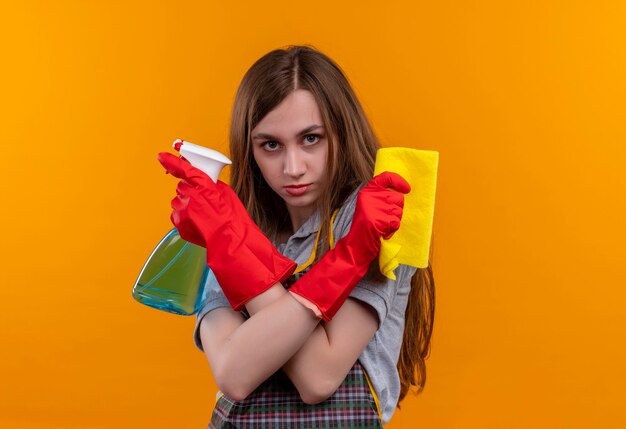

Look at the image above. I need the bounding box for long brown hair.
[228,45,434,404]
[397,261,435,402]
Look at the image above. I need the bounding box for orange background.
[2,1,625,428]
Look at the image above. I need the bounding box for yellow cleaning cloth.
[374,147,439,279]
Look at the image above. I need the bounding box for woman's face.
[251,89,329,229]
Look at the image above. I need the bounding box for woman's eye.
[262,141,280,151]
[304,134,320,145]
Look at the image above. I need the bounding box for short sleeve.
[349,263,416,324]
[193,269,231,352]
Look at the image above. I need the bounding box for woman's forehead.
[252,90,323,136]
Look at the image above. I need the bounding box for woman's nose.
[283,147,306,178]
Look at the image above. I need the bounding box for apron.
[207,210,383,428]
[208,360,382,429]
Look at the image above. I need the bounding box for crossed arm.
[198,283,379,404]
[157,153,406,402]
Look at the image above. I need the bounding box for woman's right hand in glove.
[157,152,296,311]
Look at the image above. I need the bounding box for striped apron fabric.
[208,360,382,428]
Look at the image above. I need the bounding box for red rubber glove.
[289,172,411,321]
[157,152,296,310]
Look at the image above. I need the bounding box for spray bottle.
[132,140,231,315]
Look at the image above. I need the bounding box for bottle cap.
[173,139,232,182]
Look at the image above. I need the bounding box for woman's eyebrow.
[252,124,324,140]
[296,124,324,137]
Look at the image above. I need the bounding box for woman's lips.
[284,184,311,196]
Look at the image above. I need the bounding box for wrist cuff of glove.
[288,292,323,318]
[209,248,296,311]
[288,241,374,321]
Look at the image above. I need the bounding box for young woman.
[158,45,435,428]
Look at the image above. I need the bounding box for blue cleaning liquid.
[133,228,210,315]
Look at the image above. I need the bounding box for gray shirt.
[193,187,416,424]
